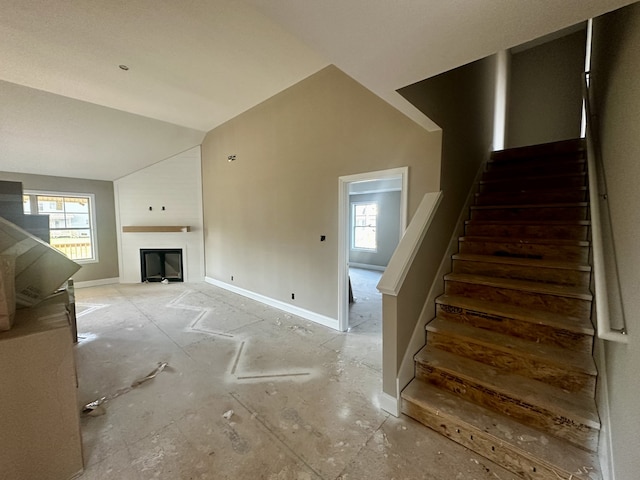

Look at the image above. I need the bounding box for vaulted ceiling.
[0,0,635,181]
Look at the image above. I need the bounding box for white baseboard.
[73,277,120,289]
[204,277,340,331]
[349,263,385,272]
[380,391,400,417]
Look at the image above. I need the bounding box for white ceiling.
[0,0,635,181]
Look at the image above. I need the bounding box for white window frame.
[23,190,99,264]
[351,201,378,252]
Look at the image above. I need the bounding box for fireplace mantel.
[122,226,191,233]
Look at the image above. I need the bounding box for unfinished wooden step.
[426,317,596,395]
[490,139,585,162]
[402,379,601,480]
[452,253,591,287]
[414,346,600,451]
[483,159,586,180]
[464,220,590,241]
[479,172,586,193]
[474,187,588,206]
[470,203,589,222]
[436,294,594,353]
[459,236,590,262]
[444,273,592,317]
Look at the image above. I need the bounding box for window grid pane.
[352,202,378,251]
[32,194,95,261]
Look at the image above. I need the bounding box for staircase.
[401,139,602,480]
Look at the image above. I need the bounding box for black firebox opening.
[140,248,183,282]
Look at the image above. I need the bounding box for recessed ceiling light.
[119,65,129,71]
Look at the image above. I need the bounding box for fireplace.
[140,248,183,282]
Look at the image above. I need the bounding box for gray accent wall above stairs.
[507,29,587,149]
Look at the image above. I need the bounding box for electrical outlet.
[291,293,295,300]
[231,275,234,281]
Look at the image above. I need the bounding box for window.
[352,202,378,251]
[23,191,97,263]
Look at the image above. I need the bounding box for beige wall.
[507,30,586,148]
[591,4,640,478]
[201,65,441,320]
[0,172,119,283]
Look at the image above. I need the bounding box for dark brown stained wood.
[474,187,588,206]
[444,273,592,317]
[469,203,589,222]
[402,380,601,480]
[483,159,586,180]
[414,347,600,451]
[478,172,586,193]
[426,318,596,395]
[459,236,590,262]
[452,253,591,287]
[464,220,590,241]
[490,138,585,162]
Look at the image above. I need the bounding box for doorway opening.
[338,167,408,332]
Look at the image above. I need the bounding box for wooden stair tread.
[479,172,585,185]
[475,186,587,197]
[415,346,600,429]
[445,273,592,301]
[490,139,585,161]
[486,158,586,169]
[402,379,601,478]
[426,317,597,375]
[452,253,592,272]
[466,219,591,226]
[470,202,588,210]
[460,235,589,246]
[436,294,594,335]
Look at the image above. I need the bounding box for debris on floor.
[222,409,234,420]
[82,362,169,417]
[131,362,168,387]
[82,397,107,417]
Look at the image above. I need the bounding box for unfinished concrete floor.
[74,279,518,480]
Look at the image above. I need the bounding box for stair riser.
[415,362,599,451]
[464,223,589,241]
[483,160,585,180]
[475,189,587,206]
[452,259,591,287]
[479,175,586,193]
[427,331,596,396]
[402,400,589,480]
[470,206,588,222]
[436,303,594,354]
[459,240,589,263]
[444,281,592,317]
